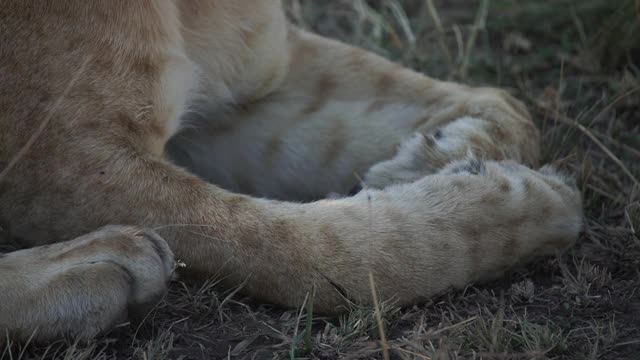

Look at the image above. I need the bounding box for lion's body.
[0,0,582,340]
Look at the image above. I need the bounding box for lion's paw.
[41,226,175,338]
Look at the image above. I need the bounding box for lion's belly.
[167,98,428,201]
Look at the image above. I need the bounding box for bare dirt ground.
[3,0,639,359]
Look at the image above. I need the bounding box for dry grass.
[3,0,640,359]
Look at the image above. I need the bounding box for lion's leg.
[0,226,173,340]
[6,142,581,318]
[170,26,540,200]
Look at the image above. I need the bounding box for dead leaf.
[503,32,532,53]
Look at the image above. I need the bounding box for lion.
[0,0,582,341]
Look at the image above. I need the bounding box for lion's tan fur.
[0,0,582,340]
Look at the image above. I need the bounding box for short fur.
[0,0,582,340]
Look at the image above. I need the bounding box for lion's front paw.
[442,157,583,256]
[42,226,175,339]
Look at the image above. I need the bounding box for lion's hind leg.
[0,226,173,341]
